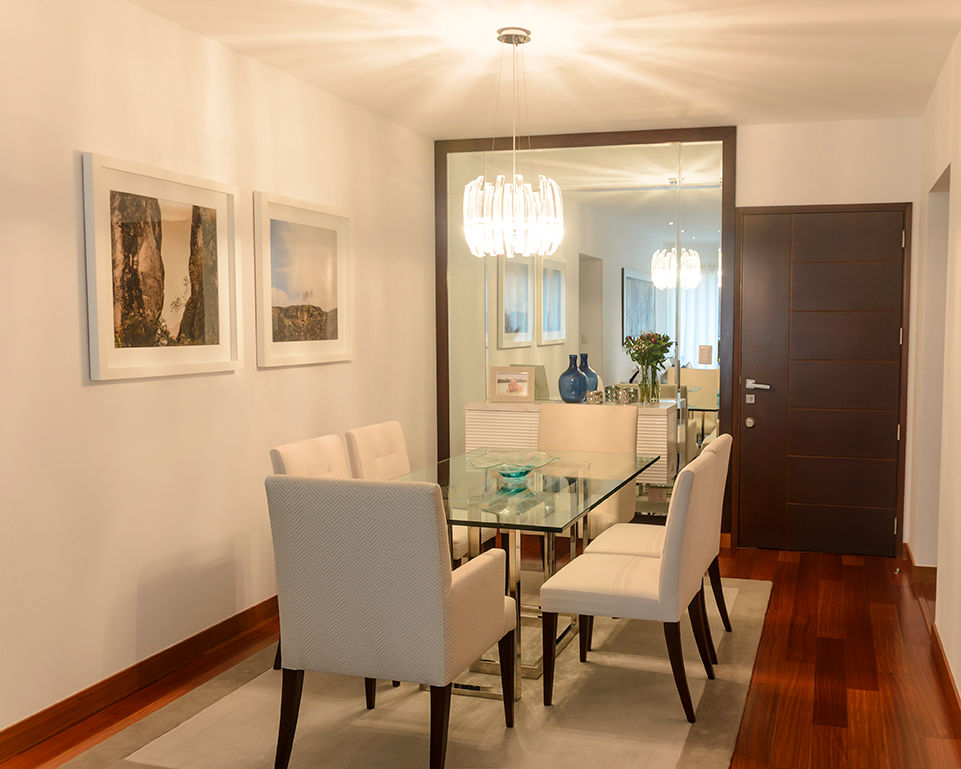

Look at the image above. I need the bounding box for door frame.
[733,202,912,555]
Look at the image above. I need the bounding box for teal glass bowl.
[466,449,557,484]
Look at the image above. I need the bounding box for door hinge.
[897,424,901,441]
[902,229,906,248]
[899,327,903,346]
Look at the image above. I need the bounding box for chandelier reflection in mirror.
[651,246,702,290]
[463,27,564,259]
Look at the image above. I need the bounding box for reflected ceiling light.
[463,27,564,259]
[651,247,702,290]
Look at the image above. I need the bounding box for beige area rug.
[64,578,770,769]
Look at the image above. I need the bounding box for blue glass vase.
[558,354,588,403]
[579,353,598,391]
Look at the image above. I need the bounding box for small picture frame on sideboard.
[489,365,536,402]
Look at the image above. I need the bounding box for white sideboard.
[464,401,678,484]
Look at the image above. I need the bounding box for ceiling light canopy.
[463,27,564,259]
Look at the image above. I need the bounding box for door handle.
[745,379,771,390]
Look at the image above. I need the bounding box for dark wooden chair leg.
[364,677,376,709]
[688,592,715,680]
[274,668,304,769]
[429,684,453,769]
[542,611,558,706]
[578,615,594,662]
[273,640,282,670]
[663,622,696,723]
[498,630,515,727]
[392,680,401,687]
[708,556,732,632]
[698,586,718,665]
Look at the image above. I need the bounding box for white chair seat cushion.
[450,525,499,562]
[450,526,469,561]
[585,522,665,558]
[540,553,673,622]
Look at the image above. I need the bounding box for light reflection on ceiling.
[128,0,961,138]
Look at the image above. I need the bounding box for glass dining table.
[398,449,659,699]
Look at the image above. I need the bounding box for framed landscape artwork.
[254,193,351,367]
[537,256,566,346]
[497,255,534,349]
[82,154,239,380]
[622,268,655,340]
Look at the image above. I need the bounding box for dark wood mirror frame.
[434,126,737,528]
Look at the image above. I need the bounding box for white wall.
[739,118,930,552]
[0,0,435,730]
[920,28,961,697]
[737,119,922,208]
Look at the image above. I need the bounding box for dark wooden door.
[737,207,907,555]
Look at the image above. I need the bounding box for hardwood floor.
[2,543,959,769]
[724,547,961,769]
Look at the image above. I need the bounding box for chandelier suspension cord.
[673,142,682,378]
[511,37,518,185]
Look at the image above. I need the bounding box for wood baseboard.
[904,542,937,585]
[0,597,278,763]
[931,624,961,733]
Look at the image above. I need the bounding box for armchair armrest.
[443,548,516,682]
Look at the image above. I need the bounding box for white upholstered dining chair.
[537,403,639,538]
[265,476,516,769]
[269,434,351,478]
[345,420,494,561]
[268,434,352,670]
[539,450,718,723]
[584,433,734,652]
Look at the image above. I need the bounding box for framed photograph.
[622,268,655,340]
[254,192,351,367]
[497,255,534,349]
[537,256,566,345]
[489,365,536,402]
[82,154,240,380]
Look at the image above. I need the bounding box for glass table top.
[399,450,659,533]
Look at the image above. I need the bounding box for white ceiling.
[129,0,961,139]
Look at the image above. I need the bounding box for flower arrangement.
[623,331,673,403]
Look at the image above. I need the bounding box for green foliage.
[623,331,673,370]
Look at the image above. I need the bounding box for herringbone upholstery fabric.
[269,435,350,477]
[344,420,486,562]
[265,476,515,687]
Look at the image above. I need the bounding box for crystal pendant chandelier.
[650,247,702,290]
[463,27,564,259]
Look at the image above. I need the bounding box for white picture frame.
[497,255,534,349]
[82,153,240,381]
[489,365,536,402]
[537,255,566,345]
[254,192,351,367]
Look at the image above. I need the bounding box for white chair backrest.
[269,434,350,477]
[345,421,411,480]
[265,476,452,682]
[700,433,733,547]
[537,403,637,454]
[657,450,718,620]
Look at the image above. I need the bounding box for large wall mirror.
[435,128,736,517]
